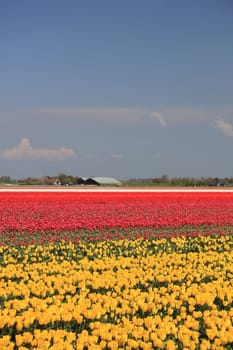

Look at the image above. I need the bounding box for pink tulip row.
[0,191,232,245]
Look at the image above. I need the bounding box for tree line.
[0,174,233,187]
[126,175,233,187]
[0,174,81,186]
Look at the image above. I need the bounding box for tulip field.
[1,190,233,349]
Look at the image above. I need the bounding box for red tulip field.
[0,191,233,245]
[0,190,233,349]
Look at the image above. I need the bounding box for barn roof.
[87,177,121,185]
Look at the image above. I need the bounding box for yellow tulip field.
[0,191,233,349]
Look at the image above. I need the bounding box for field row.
[1,236,233,349]
[0,192,233,245]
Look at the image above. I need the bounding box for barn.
[80,177,121,186]
[76,177,88,185]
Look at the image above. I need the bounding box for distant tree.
[18,177,41,185]
[0,176,11,183]
[160,174,169,184]
[152,177,161,184]
[170,177,180,186]
[58,173,78,185]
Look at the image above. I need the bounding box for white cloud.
[36,107,146,124]
[214,118,233,137]
[38,108,168,127]
[111,153,124,159]
[35,106,232,125]
[3,106,233,126]
[0,138,77,161]
[149,111,167,126]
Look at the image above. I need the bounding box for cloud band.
[0,138,77,161]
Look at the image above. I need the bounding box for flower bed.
[1,236,233,349]
[0,192,232,245]
[0,191,233,349]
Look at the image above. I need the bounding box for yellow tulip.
[166,339,177,350]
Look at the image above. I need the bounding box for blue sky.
[0,0,232,179]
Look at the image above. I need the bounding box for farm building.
[78,177,121,186]
[76,177,88,185]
